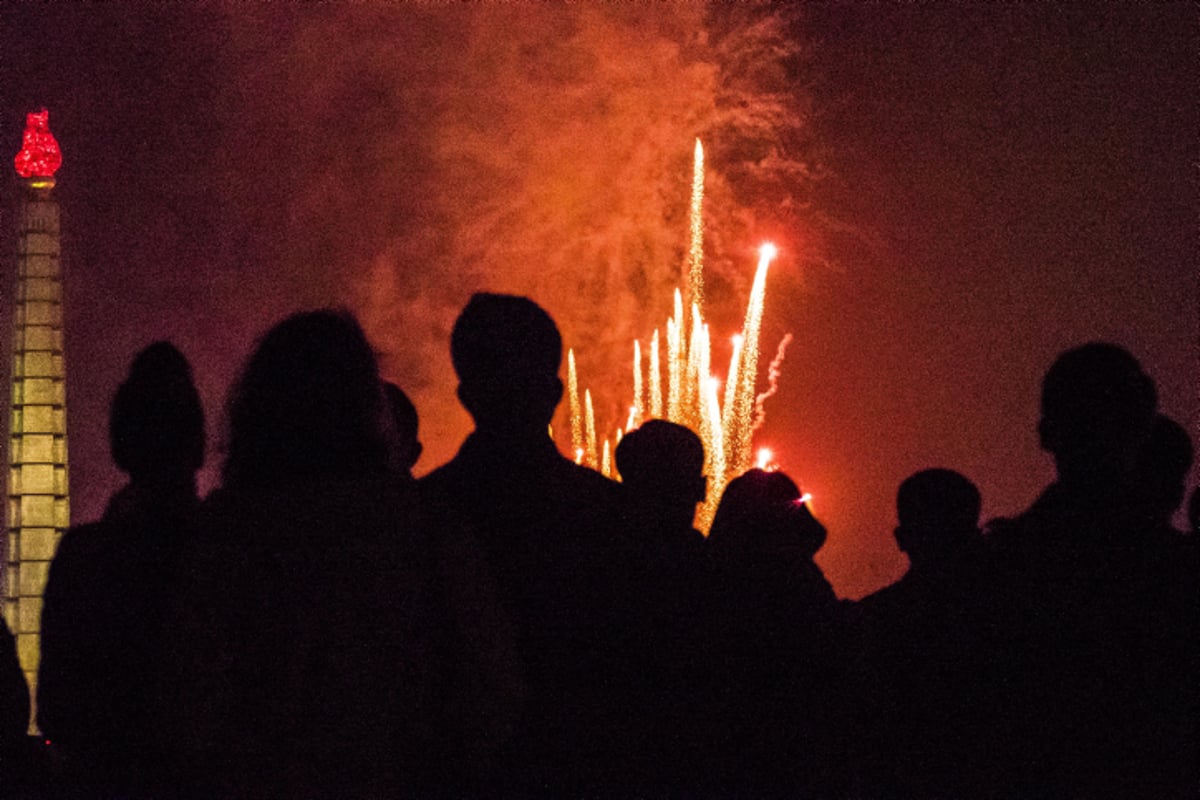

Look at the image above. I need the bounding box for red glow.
[13,109,62,179]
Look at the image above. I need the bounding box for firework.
[567,141,788,532]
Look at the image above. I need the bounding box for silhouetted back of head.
[383,381,423,477]
[223,309,386,489]
[709,468,825,557]
[110,341,205,483]
[1039,342,1156,485]
[616,419,705,498]
[895,469,981,567]
[450,293,563,433]
[1137,414,1193,524]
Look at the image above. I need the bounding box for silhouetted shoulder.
[0,619,27,749]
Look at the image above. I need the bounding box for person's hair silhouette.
[223,309,386,488]
[894,468,982,571]
[451,293,563,435]
[709,468,825,558]
[171,309,517,797]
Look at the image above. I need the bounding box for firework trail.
[687,138,705,314]
[752,333,792,433]
[568,349,583,461]
[727,243,776,475]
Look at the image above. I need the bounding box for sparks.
[631,341,644,429]
[565,145,794,533]
[568,349,583,457]
[687,138,705,314]
[584,389,598,469]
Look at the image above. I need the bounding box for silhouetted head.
[1135,414,1193,526]
[894,469,981,569]
[709,468,825,558]
[616,419,706,526]
[382,381,423,478]
[223,309,387,489]
[1038,342,1157,488]
[110,341,205,484]
[450,293,563,435]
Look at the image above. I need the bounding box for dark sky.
[1,4,1195,598]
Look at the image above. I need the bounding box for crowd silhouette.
[0,295,1194,798]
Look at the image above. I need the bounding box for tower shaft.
[3,185,68,707]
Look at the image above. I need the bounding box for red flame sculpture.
[14,109,62,179]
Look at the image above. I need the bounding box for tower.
[3,109,68,709]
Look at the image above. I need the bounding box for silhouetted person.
[988,342,1196,797]
[707,468,840,796]
[420,293,641,795]
[850,469,1003,797]
[1134,413,1193,534]
[614,419,712,789]
[382,380,422,481]
[38,341,204,798]
[0,618,30,791]
[708,470,831,587]
[168,310,517,798]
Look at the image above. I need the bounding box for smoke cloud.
[210,4,816,465]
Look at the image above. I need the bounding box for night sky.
[1,5,1195,598]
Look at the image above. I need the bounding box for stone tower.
[3,109,68,710]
